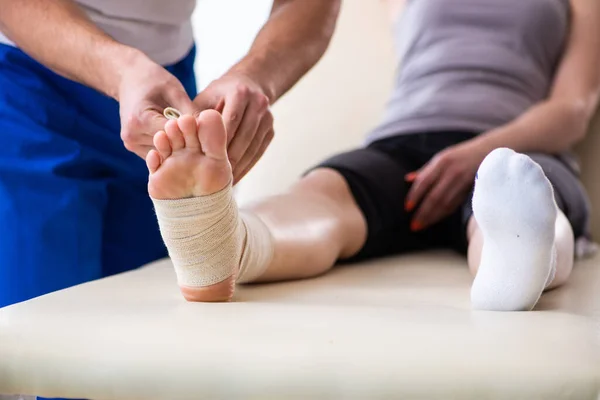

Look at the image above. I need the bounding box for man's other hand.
[194,72,275,184]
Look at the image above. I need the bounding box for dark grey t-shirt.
[367,0,569,143]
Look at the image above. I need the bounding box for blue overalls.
[0,43,197,308]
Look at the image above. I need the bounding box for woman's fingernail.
[405,172,417,182]
[411,220,423,231]
[405,200,415,211]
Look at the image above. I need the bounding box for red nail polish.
[405,200,415,212]
[405,172,417,182]
[411,220,423,231]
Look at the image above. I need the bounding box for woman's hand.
[404,141,491,231]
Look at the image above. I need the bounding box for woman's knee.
[291,167,367,258]
[292,168,357,204]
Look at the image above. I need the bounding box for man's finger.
[192,92,216,112]
[172,90,201,117]
[227,98,266,171]
[405,162,440,212]
[232,112,273,182]
[121,111,159,156]
[222,91,249,145]
[125,128,156,148]
[148,110,170,133]
[234,127,275,185]
[135,145,155,160]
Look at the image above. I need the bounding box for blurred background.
[192,0,271,90]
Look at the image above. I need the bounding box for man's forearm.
[0,0,147,99]
[229,0,341,103]
[472,99,592,155]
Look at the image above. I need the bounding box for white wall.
[191,0,271,89]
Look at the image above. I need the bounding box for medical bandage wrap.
[152,185,273,286]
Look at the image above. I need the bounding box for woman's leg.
[148,111,368,301]
[466,149,577,311]
[247,168,368,282]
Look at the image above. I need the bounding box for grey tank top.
[367,0,570,143]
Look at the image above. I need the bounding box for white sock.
[152,184,274,288]
[471,148,557,311]
[544,247,557,289]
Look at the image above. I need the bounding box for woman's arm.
[473,0,600,155]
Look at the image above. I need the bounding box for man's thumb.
[174,97,201,118]
[192,91,224,116]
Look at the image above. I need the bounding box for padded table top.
[1,252,599,399]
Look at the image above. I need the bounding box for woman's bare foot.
[147,110,231,199]
[147,110,236,302]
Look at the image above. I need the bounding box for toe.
[165,119,185,151]
[197,110,227,161]
[154,130,172,160]
[178,115,200,148]
[146,149,161,173]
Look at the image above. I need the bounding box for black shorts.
[311,131,592,262]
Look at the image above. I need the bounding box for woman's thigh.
[528,153,591,240]
[310,131,477,262]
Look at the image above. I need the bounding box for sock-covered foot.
[147,110,273,302]
[471,148,557,311]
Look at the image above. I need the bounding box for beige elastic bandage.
[163,107,182,120]
[152,185,273,286]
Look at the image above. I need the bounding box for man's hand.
[405,141,490,231]
[118,56,198,159]
[194,71,274,184]
[0,0,199,160]
[183,0,340,184]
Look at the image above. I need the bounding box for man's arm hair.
[229,0,342,103]
[0,0,147,99]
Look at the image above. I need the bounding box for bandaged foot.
[471,148,557,311]
[147,110,273,302]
